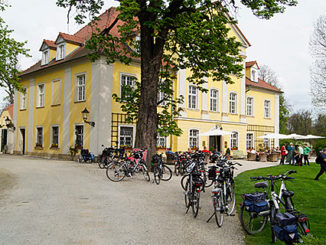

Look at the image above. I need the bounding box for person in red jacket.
[280,143,287,165]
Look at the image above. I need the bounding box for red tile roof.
[246,77,282,93]
[42,39,57,50]
[2,104,14,119]
[246,61,260,69]
[20,7,123,77]
[56,32,85,45]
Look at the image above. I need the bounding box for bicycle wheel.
[161,165,172,181]
[214,193,224,227]
[239,205,268,235]
[175,164,180,176]
[153,166,160,185]
[184,179,191,210]
[192,190,200,218]
[141,164,150,182]
[106,162,125,182]
[226,181,236,215]
[181,174,188,190]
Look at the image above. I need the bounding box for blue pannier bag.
[243,192,268,213]
[273,224,299,243]
[275,212,297,226]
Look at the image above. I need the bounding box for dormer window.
[57,44,65,60]
[252,70,257,82]
[41,50,49,65]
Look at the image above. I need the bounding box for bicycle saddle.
[282,190,294,197]
[254,181,268,189]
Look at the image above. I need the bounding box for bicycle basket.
[151,154,160,164]
[243,192,268,213]
[186,162,196,173]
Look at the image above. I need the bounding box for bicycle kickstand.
[206,212,215,223]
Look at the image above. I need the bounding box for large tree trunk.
[134,19,164,169]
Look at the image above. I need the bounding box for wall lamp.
[0,116,16,130]
[81,108,95,127]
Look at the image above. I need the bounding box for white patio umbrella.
[303,134,325,139]
[282,133,307,140]
[199,128,232,136]
[257,133,289,139]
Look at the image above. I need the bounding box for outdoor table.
[259,153,267,162]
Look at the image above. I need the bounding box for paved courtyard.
[0,155,278,245]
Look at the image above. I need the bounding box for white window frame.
[264,100,271,118]
[56,43,65,60]
[246,132,254,149]
[188,85,198,109]
[35,126,43,147]
[230,131,239,149]
[157,91,167,106]
[120,73,136,100]
[41,49,49,65]
[51,79,61,105]
[37,83,45,108]
[157,133,167,148]
[209,88,219,112]
[229,92,237,114]
[118,124,135,148]
[246,96,254,116]
[189,128,200,149]
[263,133,270,148]
[51,125,60,147]
[75,73,86,102]
[20,87,27,110]
[74,124,84,148]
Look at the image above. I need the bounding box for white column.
[27,79,35,153]
[201,77,209,119]
[222,81,229,121]
[62,68,72,154]
[13,90,18,153]
[178,69,187,117]
[90,58,113,154]
[240,63,246,123]
[274,94,280,147]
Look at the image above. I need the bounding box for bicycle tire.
[226,181,236,215]
[98,162,106,169]
[154,166,160,185]
[181,174,188,190]
[205,179,214,188]
[239,204,268,235]
[175,164,180,176]
[106,162,125,182]
[270,206,277,243]
[192,190,200,218]
[184,179,191,210]
[214,192,224,227]
[141,164,150,182]
[161,165,172,181]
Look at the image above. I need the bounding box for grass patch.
[235,163,326,245]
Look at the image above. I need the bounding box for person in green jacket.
[303,144,311,166]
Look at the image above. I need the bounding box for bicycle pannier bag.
[273,224,299,243]
[208,166,217,180]
[243,192,268,213]
[275,212,297,227]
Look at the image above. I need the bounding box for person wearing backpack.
[314,148,326,180]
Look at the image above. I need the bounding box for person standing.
[303,144,311,166]
[280,143,287,165]
[287,143,295,165]
[297,145,304,166]
[314,148,326,180]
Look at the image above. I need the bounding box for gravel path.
[0,155,278,245]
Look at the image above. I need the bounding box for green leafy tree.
[0,2,30,104]
[57,0,297,163]
[287,110,313,135]
[259,65,291,134]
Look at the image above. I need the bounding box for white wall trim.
[62,67,72,154]
[27,79,35,153]
[274,94,280,147]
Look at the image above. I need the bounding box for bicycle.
[106,149,150,182]
[98,146,124,169]
[183,161,204,218]
[151,154,172,185]
[174,152,187,176]
[240,172,308,244]
[206,160,241,227]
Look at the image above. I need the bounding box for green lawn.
[235,163,326,245]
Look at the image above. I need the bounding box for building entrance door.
[209,136,221,152]
[1,129,7,152]
[20,128,26,155]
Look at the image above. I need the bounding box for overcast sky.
[1,0,326,113]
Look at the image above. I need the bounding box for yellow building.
[13,7,281,158]
[0,104,15,154]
